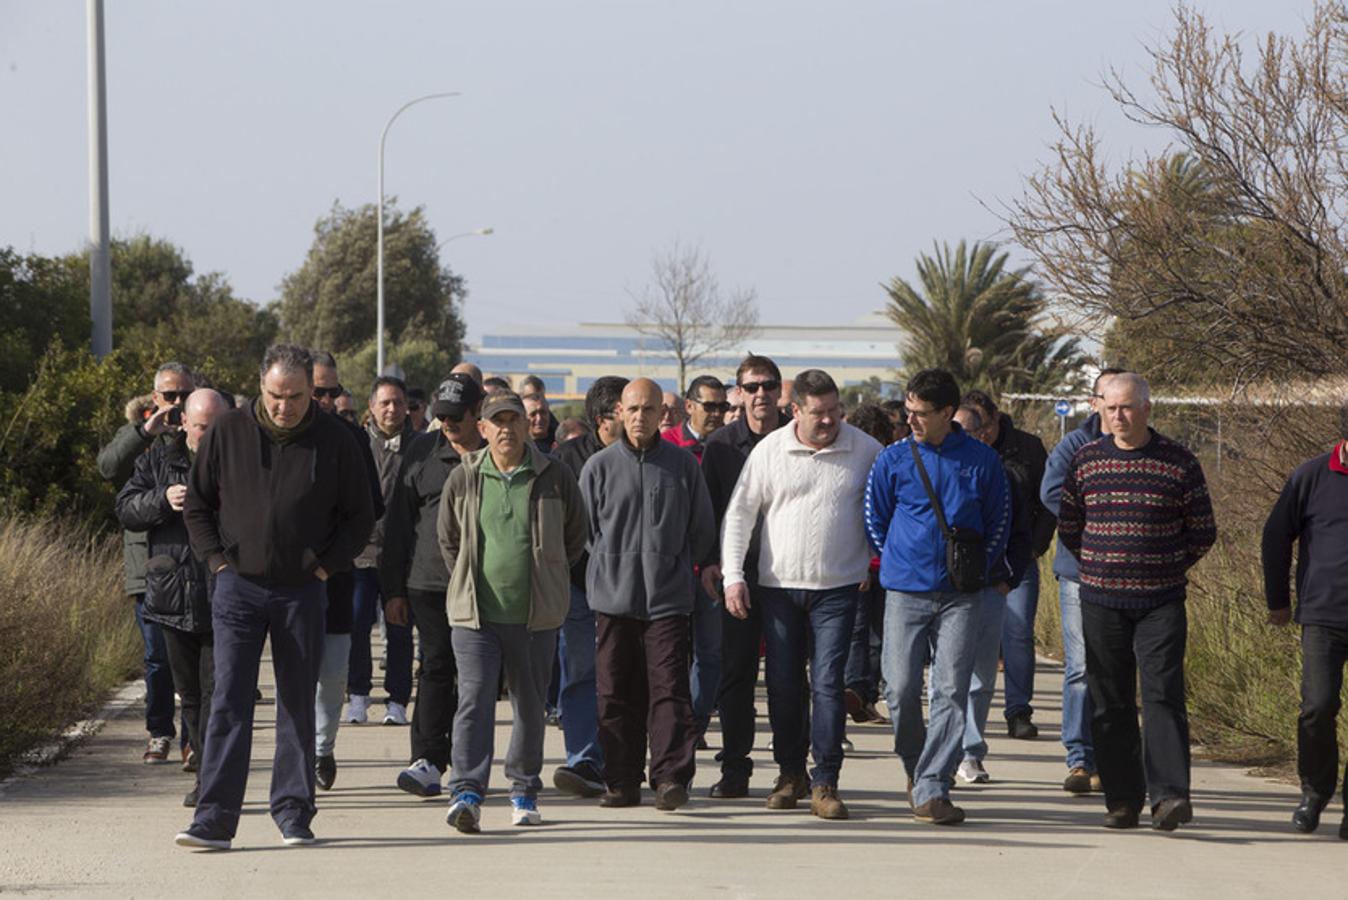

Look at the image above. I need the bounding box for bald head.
[451,362,483,385]
[184,389,229,452]
[621,378,663,449]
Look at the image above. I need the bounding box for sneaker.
[553,762,605,798]
[765,772,810,810]
[143,735,172,764]
[511,796,542,826]
[281,823,316,846]
[956,759,990,785]
[1006,712,1039,740]
[382,701,409,726]
[182,785,199,808]
[840,738,855,754]
[810,784,849,820]
[174,826,230,851]
[654,782,689,811]
[344,695,370,724]
[315,754,337,791]
[544,707,560,727]
[397,758,444,797]
[913,796,966,825]
[447,791,483,833]
[1063,767,1094,795]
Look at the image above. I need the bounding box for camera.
[166,407,183,426]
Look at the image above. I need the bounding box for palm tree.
[883,240,1085,396]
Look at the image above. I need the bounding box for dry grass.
[0,515,140,777]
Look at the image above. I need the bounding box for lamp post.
[377,91,459,376]
[436,226,494,251]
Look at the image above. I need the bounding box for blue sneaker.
[447,791,483,833]
[511,795,542,826]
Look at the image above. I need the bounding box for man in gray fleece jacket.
[579,378,716,811]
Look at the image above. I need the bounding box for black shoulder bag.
[910,441,986,593]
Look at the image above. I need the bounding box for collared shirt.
[475,452,535,624]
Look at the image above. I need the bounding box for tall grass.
[0,515,140,777]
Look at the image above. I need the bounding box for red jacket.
[661,423,706,462]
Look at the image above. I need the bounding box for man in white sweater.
[718,369,882,820]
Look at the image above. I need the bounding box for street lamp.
[436,226,494,251]
[377,91,459,376]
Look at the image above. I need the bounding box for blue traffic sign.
[1054,399,1072,417]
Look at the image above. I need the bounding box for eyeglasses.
[692,399,732,413]
[157,390,191,403]
[313,386,344,399]
[738,379,780,394]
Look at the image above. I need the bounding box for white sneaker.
[344,695,369,724]
[397,758,444,797]
[511,796,542,826]
[383,701,409,725]
[956,758,990,785]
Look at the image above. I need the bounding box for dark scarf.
[254,397,317,446]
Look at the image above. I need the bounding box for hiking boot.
[709,772,750,798]
[765,772,810,810]
[654,782,689,811]
[315,754,337,791]
[913,795,965,825]
[598,784,642,808]
[1006,713,1038,740]
[956,759,990,785]
[810,785,849,820]
[553,762,605,798]
[1063,767,1094,795]
[143,736,172,764]
[1103,805,1141,829]
[1151,797,1193,832]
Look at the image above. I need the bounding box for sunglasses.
[158,390,191,403]
[692,399,732,413]
[408,402,423,412]
[313,386,344,399]
[738,380,780,394]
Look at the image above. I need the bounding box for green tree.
[882,240,1086,396]
[0,248,89,394]
[278,201,467,370]
[338,331,455,406]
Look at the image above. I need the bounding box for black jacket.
[114,433,212,634]
[992,412,1056,558]
[556,432,608,590]
[1262,449,1348,628]
[380,429,473,597]
[184,402,376,586]
[324,413,385,633]
[98,421,175,595]
[701,415,788,570]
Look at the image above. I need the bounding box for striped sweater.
[1057,430,1216,610]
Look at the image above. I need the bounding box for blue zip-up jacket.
[865,423,1011,593]
[1039,412,1102,583]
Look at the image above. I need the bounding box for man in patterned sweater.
[1058,372,1216,834]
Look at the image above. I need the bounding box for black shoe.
[1292,792,1328,833]
[654,782,689,811]
[1006,713,1038,740]
[708,772,750,798]
[1103,805,1140,829]
[281,823,315,846]
[1151,797,1193,832]
[696,735,710,751]
[553,762,606,798]
[183,785,200,808]
[315,754,336,791]
[598,785,642,808]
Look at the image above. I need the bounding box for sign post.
[1054,398,1071,440]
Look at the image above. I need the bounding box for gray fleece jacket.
[579,437,716,621]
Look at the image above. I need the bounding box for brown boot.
[765,772,810,810]
[810,785,849,820]
[598,784,642,808]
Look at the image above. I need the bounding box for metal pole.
[376,91,459,376]
[87,0,112,358]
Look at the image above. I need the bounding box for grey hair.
[259,344,314,382]
[155,361,195,385]
[1108,371,1151,403]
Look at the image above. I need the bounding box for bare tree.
[1006,2,1348,396]
[625,242,759,391]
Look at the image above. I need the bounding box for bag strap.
[909,440,953,537]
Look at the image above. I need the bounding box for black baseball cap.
[431,374,484,419]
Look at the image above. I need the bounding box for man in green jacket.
[437,390,589,833]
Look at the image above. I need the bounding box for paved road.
[0,648,1339,899]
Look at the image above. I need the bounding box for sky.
[0,1,1319,346]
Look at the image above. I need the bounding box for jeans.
[1082,599,1190,812]
[1298,624,1348,802]
[348,567,413,704]
[883,589,979,807]
[162,628,213,767]
[449,623,557,800]
[962,588,1008,762]
[192,571,326,839]
[134,595,177,739]
[759,585,857,787]
[844,582,885,704]
[408,588,458,772]
[715,580,762,778]
[689,582,723,736]
[314,633,351,758]
[556,586,602,770]
[1058,578,1095,771]
[1002,564,1039,721]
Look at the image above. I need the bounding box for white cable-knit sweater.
[721,421,883,590]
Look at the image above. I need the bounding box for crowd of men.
[95,344,1348,849]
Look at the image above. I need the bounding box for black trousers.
[408,588,458,772]
[162,626,214,770]
[1299,624,1348,802]
[1082,599,1190,813]
[715,583,763,778]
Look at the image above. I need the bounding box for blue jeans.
[347,567,413,704]
[556,586,602,770]
[314,633,350,757]
[844,582,885,703]
[759,585,857,787]
[883,589,978,807]
[134,596,177,739]
[1002,564,1040,720]
[1059,578,1095,771]
[689,582,723,735]
[962,588,1008,762]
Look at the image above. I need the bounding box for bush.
[0,515,140,777]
